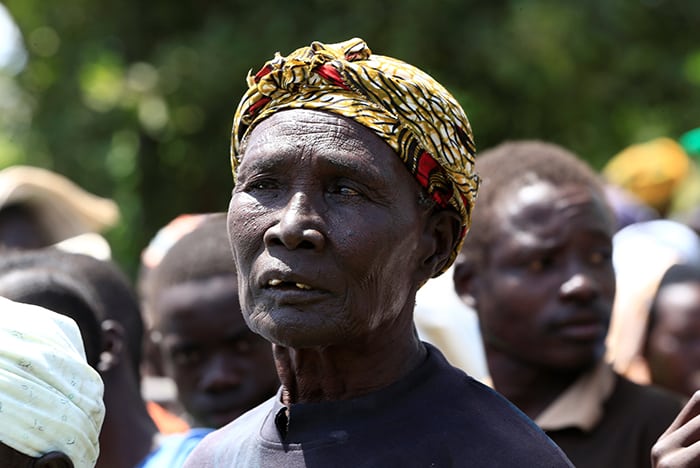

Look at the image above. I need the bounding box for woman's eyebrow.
[318,152,387,181]
[238,149,296,175]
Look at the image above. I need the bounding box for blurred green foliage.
[1,0,699,276]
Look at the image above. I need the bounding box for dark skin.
[154,275,278,428]
[0,260,158,468]
[227,109,459,405]
[455,180,616,418]
[646,282,700,398]
[0,443,73,468]
[95,320,160,468]
[651,390,700,468]
[0,289,158,467]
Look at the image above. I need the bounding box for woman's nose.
[263,191,325,251]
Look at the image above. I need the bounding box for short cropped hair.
[459,140,612,268]
[0,267,104,366]
[0,249,144,378]
[145,213,235,319]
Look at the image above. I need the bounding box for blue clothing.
[138,428,213,468]
[183,344,572,467]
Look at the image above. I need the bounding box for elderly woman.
[183,38,572,467]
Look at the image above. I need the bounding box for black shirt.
[184,343,573,467]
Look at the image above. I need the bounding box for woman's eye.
[336,186,360,196]
[251,179,277,190]
[238,178,281,197]
[329,180,364,197]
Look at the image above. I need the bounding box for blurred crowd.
[2,39,700,467]
[1,127,699,466]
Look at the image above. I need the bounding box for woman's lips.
[266,278,313,290]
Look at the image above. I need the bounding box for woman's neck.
[276,331,426,405]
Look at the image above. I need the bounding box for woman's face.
[227,109,432,349]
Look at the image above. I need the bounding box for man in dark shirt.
[454,140,683,468]
[183,38,572,467]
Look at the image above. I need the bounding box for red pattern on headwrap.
[315,64,350,90]
[416,151,438,188]
[254,64,274,83]
[246,97,271,117]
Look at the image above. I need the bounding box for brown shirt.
[537,361,683,468]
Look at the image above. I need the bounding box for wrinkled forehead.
[236,110,423,207]
[242,109,389,156]
[242,109,408,171]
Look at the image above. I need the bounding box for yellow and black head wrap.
[231,38,478,272]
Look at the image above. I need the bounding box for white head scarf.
[0,297,105,467]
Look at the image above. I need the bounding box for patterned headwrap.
[0,297,105,468]
[231,38,479,273]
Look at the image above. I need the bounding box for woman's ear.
[97,319,125,373]
[32,451,74,468]
[418,208,462,280]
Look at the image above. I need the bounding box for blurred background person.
[142,212,278,430]
[0,250,160,468]
[0,165,119,258]
[0,296,105,468]
[454,140,683,468]
[644,263,700,400]
[602,138,691,220]
[602,182,660,232]
[138,213,211,433]
[606,219,700,384]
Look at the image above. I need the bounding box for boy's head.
[145,213,278,428]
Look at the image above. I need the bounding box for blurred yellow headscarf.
[231,38,478,272]
[603,137,690,214]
